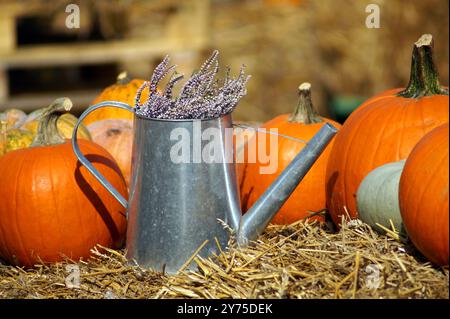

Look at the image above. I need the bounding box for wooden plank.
[0,68,8,104]
[0,16,16,53]
[0,37,208,68]
[0,2,48,17]
[0,90,100,113]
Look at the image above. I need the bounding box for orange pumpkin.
[87,119,134,188]
[0,98,128,267]
[240,83,341,224]
[399,123,449,266]
[326,34,449,226]
[82,72,147,125]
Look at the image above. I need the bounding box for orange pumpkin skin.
[234,122,259,187]
[0,139,128,267]
[241,115,341,224]
[87,119,134,188]
[326,35,449,226]
[399,124,449,266]
[240,84,341,224]
[83,73,147,125]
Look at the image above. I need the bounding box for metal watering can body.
[72,101,338,273]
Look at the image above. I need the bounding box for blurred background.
[0,0,448,123]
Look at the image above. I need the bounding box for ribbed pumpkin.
[3,128,35,153]
[1,106,91,154]
[399,124,449,266]
[326,34,449,226]
[356,160,406,239]
[0,98,128,267]
[82,72,147,126]
[240,83,341,224]
[87,119,134,188]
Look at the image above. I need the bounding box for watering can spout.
[235,123,338,246]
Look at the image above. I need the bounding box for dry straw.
[0,217,448,299]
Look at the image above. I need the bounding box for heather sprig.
[134,50,250,120]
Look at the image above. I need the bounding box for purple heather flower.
[135,51,250,120]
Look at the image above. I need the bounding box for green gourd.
[356,160,407,239]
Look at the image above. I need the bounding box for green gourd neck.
[398,34,448,98]
[31,98,73,147]
[117,71,131,85]
[289,82,323,124]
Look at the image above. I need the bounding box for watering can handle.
[71,101,134,209]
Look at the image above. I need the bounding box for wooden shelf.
[0,37,208,69]
[0,0,211,111]
[0,90,99,113]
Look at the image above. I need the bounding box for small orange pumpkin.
[0,98,128,267]
[82,72,147,125]
[399,123,449,266]
[87,119,134,188]
[240,83,341,224]
[326,34,449,226]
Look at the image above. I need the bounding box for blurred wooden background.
[0,0,448,123]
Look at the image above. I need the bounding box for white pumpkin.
[356,160,407,239]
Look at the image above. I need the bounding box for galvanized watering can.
[72,101,337,273]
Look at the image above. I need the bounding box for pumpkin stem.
[289,82,323,124]
[31,98,73,147]
[398,34,448,98]
[117,71,131,85]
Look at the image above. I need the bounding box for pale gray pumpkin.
[356,160,407,239]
